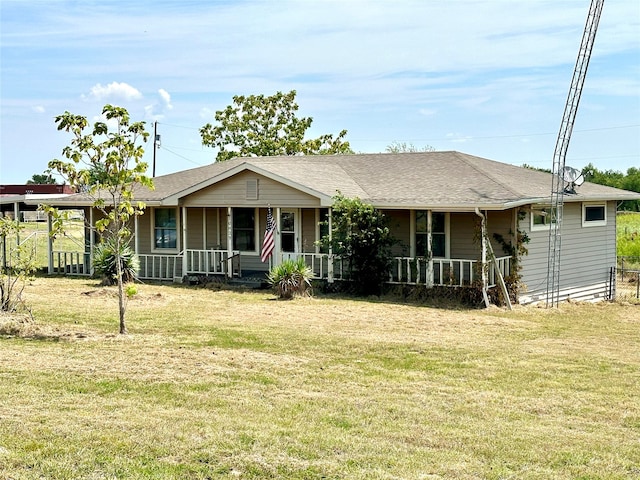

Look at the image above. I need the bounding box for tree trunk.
[115,243,127,334]
[118,276,127,334]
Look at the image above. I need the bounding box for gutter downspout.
[474,208,491,308]
[475,208,512,310]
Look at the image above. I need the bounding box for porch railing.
[51,250,91,276]
[389,256,511,287]
[184,249,241,278]
[138,253,183,281]
[281,253,512,287]
[48,248,511,287]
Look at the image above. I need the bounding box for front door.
[280,209,298,253]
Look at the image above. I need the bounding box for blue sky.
[1,0,638,184]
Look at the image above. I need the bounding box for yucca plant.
[267,258,313,299]
[93,238,139,286]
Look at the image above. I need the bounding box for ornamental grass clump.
[93,238,139,286]
[267,258,313,299]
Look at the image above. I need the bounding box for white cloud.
[144,88,174,120]
[418,108,436,117]
[158,89,172,110]
[446,133,473,144]
[32,105,45,113]
[83,82,142,101]
[199,107,214,120]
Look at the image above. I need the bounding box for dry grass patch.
[1,277,639,479]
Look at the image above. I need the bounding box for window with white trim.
[233,208,256,251]
[583,203,606,227]
[154,208,178,249]
[531,205,556,231]
[416,211,446,258]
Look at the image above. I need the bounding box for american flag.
[260,207,276,263]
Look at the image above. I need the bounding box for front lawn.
[1,277,639,479]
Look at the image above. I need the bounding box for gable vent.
[246,179,258,200]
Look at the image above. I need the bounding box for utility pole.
[152,121,161,177]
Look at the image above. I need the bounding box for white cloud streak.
[82,82,143,102]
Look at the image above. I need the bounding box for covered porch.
[46,204,514,293]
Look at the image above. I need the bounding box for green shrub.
[318,193,395,296]
[93,239,139,286]
[618,212,640,257]
[0,217,37,315]
[267,258,313,299]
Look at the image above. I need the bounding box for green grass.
[1,277,639,479]
[618,211,640,259]
[3,220,85,270]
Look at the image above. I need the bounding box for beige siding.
[520,201,617,303]
[301,209,318,253]
[205,208,223,249]
[182,171,321,207]
[185,208,204,249]
[449,212,476,259]
[384,210,411,256]
[137,211,152,253]
[487,210,515,257]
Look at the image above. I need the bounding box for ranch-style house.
[5,151,640,304]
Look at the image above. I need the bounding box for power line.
[378,123,640,144]
[156,119,639,143]
[159,146,206,166]
[157,121,201,131]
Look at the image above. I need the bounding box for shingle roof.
[38,151,640,210]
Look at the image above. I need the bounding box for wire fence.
[617,256,640,300]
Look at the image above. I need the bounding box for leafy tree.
[46,104,153,334]
[0,218,36,315]
[26,173,58,185]
[318,193,395,296]
[385,141,434,153]
[200,90,353,161]
[583,163,640,211]
[522,162,640,211]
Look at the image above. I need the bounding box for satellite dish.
[562,166,584,193]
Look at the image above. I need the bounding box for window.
[154,208,177,249]
[583,203,606,227]
[281,211,295,252]
[233,208,255,251]
[318,208,329,254]
[531,205,556,230]
[416,211,446,258]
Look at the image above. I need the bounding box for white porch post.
[410,210,416,258]
[89,207,95,276]
[47,212,54,274]
[13,201,20,246]
[426,210,433,287]
[181,206,188,279]
[327,207,334,283]
[475,208,491,308]
[133,212,139,279]
[274,207,281,267]
[227,207,233,276]
[216,208,221,248]
[134,212,139,254]
[202,207,207,249]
